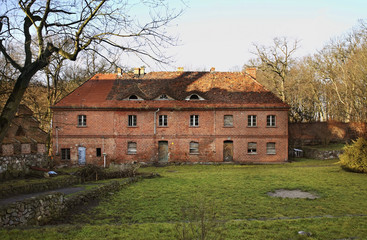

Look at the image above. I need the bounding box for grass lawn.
[2,159,367,239]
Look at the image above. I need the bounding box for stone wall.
[0,154,49,179]
[0,193,65,227]
[0,176,146,227]
[303,148,343,160]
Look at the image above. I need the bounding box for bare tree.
[248,37,299,102]
[0,0,183,142]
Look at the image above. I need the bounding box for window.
[129,95,138,100]
[127,142,137,154]
[248,115,257,127]
[190,115,199,127]
[61,148,71,160]
[190,141,199,154]
[128,115,137,127]
[78,115,86,127]
[224,115,233,127]
[189,94,200,100]
[96,148,101,157]
[267,142,276,154]
[159,115,168,127]
[247,142,257,154]
[159,94,168,100]
[267,115,276,127]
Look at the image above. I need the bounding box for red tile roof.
[53,71,289,110]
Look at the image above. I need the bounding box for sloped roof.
[53,71,289,109]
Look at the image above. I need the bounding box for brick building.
[52,68,289,165]
[1,104,47,156]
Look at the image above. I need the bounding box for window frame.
[247,115,257,127]
[159,115,168,127]
[78,115,87,127]
[189,141,199,154]
[61,148,71,160]
[190,115,199,127]
[247,142,257,154]
[127,142,137,154]
[267,115,276,127]
[266,142,276,155]
[128,115,137,127]
[223,115,234,127]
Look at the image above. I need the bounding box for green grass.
[2,159,367,239]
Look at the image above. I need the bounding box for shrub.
[339,137,367,173]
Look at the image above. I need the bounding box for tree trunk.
[0,61,48,142]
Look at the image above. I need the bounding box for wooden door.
[158,141,169,162]
[223,141,233,162]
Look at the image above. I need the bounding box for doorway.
[158,141,169,162]
[223,140,233,162]
[78,147,86,165]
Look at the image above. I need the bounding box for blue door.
[78,147,86,165]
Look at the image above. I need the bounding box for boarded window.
[96,148,102,157]
[224,115,233,127]
[267,115,276,127]
[128,142,137,154]
[248,115,257,127]
[78,115,86,126]
[159,115,168,126]
[190,115,199,127]
[61,148,71,160]
[128,115,137,127]
[247,142,257,154]
[190,141,199,154]
[267,142,276,154]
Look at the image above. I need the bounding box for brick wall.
[53,108,288,164]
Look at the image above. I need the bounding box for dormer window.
[129,95,139,100]
[185,94,204,100]
[190,94,200,100]
[159,94,168,100]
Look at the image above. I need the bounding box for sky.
[140,0,367,72]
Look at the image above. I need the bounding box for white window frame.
[190,115,199,127]
[78,115,86,127]
[128,115,137,127]
[267,115,276,127]
[159,115,168,127]
[248,115,257,127]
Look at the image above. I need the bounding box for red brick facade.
[52,69,289,165]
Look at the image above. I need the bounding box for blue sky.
[133,0,367,71]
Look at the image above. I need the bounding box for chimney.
[177,67,184,72]
[245,67,256,80]
[140,67,145,75]
[134,67,140,76]
[117,67,122,76]
[210,67,215,73]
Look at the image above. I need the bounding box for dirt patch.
[267,189,319,199]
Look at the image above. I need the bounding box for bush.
[339,137,367,173]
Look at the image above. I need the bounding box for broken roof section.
[53,70,289,110]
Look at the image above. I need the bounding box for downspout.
[55,126,59,155]
[154,108,160,134]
